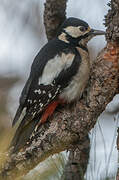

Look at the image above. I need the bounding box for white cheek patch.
[64,26,82,38]
[38,53,75,85]
[64,26,90,38]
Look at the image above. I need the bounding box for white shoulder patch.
[38,53,75,85]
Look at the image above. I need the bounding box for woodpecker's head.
[57,17,105,46]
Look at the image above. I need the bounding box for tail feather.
[12,105,23,127]
[10,100,60,153]
[10,115,40,154]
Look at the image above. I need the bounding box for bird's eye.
[79,26,86,32]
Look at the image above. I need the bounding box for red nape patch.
[39,100,64,125]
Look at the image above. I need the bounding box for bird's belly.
[60,56,90,102]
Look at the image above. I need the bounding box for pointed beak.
[90,29,106,36]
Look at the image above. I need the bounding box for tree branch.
[44,0,68,40]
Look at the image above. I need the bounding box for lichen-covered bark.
[44,0,67,40]
[0,41,119,179]
[105,0,119,41]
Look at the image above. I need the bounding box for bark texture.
[105,0,119,41]
[0,42,119,179]
[61,135,90,180]
[44,0,67,40]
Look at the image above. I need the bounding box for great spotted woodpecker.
[11,17,105,153]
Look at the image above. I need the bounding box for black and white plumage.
[10,17,105,153]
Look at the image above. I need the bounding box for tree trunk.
[61,135,90,180]
[105,0,119,42]
[44,0,67,40]
[105,1,119,178]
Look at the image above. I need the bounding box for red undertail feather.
[40,101,59,124]
[39,99,65,125]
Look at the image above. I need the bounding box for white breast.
[38,53,75,85]
[60,47,90,102]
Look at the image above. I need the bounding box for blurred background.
[0,0,119,179]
